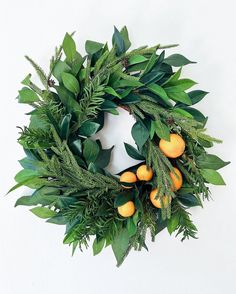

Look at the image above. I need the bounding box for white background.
[0,0,235,293]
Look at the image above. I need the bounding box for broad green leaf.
[83,139,100,164]
[164,54,196,67]
[30,207,57,219]
[177,194,201,207]
[21,74,32,86]
[114,191,133,208]
[115,79,143,88]
[47,214,67,225]
[104,86,121,98]
[141,52,157,76]
[121,93,141,104]
[100,100,117,111]
[151,120,170,141]
[147,83,170,103]
[164,79,197,92]
[140,71,165,85]
[52,60,71,82]
[111,228,130,266]
[167,213,179,234]
[55,85,81,115]
[62,33,76,62]
[18,87,40,103]
[167,91,192,105]
[85,40,104,55]
[196,154,230,170]
[131,121,149,149]
[79,121,100,137]
[15,169,40,183]
[93,238,106,256]
[61,72,80,95]
[162,68,182,86]
[172,108,193,118]
[200,169,225,185]
[112,26,125,56]
[188,90,209,105]
[120,26,131,51]
[127,217,137,237]
[95,146,114,168]
[183,107,206,123]
[19,157,45,172]
[124,143,145,160]
[60,114,71,140]
[128,55,148,65]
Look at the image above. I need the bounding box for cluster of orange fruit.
[118,134,186,217]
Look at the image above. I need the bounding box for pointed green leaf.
[147,83,170,103]
[62,33,76,62]
[93,237,106,256]
[85,40,104,55]
[30,207,57,219]
[200,169,225,185]
[164,54,196,67]
[18,87,40,103]
[128,55,148,65]
[167,91,192,105]
[52,60,71,82]
[61,72,80,95]
[131,121,149,149]
[112,228,130,266]
[151,120,170,141]
[196,154,230,170]
[83,139,100,164]
[124,143,145,160]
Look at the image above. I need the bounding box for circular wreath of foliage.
[10,26,229,266]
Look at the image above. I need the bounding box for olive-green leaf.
[18,87,40,103]
[167,213,179,234]
[164,79,197,92]
[196,154,230,170]
[164,54,196,67]
[93,238,106,256]
[79,121,100,137]
[167,91,192,105]
[200,169,225,185]
[85,40,104,55]
[61,72,80,95]
[83,139,100,164]
[147,83,170,103]
[120,26,131,51]
[151,120,170,141]
[30,207,57,219]
[128,55,148,65]
[177,194,201,207]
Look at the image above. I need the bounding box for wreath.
[9,26,229,266]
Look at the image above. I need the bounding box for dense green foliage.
[11,26,229,266]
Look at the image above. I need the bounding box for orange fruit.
[149,188,172,208]
[136,164,153,181]
[118,201,135,217]
[170,167,183,191]
[159,134,185,158]
[120,171,137,189]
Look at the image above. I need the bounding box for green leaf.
[112,26,126,56]
[116,79,143,88]
[128,55,148,65]
[21,74,32,86]
[15,169,40,183]
[140,71,165,85]
[172,108,193,118]
[167,213,179,234]
[200,169,225,185]
[30,207,57,219]
[127,217,137,237]
[112,228,130,266]
[164,79,197,92]
[60,114,72,140]
[142,52,157,76]
[162,68,182,85]
[151,120,170,141]
[124,143,145,160]
[121,93,141,104]
[164,54,196,67]
[131,121,149,149]
[62,33,76,62]
[147,83,170,103]
[120,26,131,51]
[93,238,106,256]
[79,121,100,137]
[85,40,104,55]
[188,90,209,105]
[52,60,71,82]
[18,87,40,103]
[183,107,206,123]
[61,72,80,95]
[167,91,192,105]
[55,85,81,115]
[95,146,114,168]
[101,100,117,110]
[177,194,201,207]
[114,191,134,208]
[47,214,67,225]
[83,139,100,164]
[104,86,121,98]
[196,154,230,170]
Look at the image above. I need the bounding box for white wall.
[0,0,235,293]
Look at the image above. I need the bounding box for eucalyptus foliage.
[10,26,229,266]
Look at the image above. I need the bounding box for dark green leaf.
[112,26,126,56]
[200,169,225,185]
[127,217,137,237]
[95,146,114,168]
[188,90,208,105]
[124,143,145,160]
[164,54,196,67]
[121,93,141,104]
[18,87,40,103]
[177,194,201,207]
[52,60,71,82]
[79,121,100,137]
[114,191,133,208]
[151,120,170,141]
[120,26,131,51]
[131,121,149,149]
[196,154,230,170]
[83,139,100,164]
[112,228,130,266]
[147,83,170,104]
[60,114,71,140]
[183,107,206,123]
